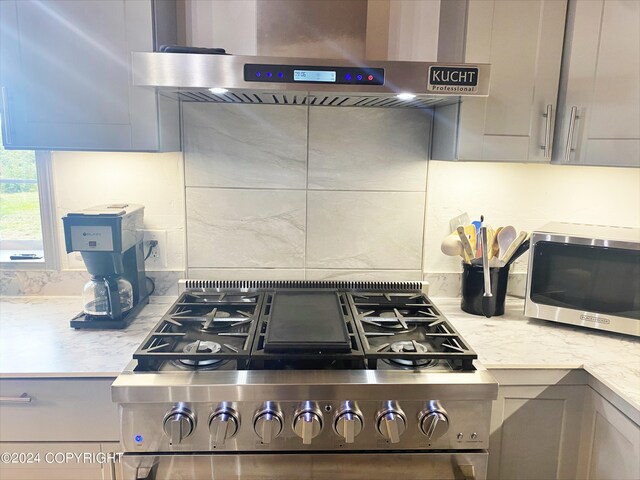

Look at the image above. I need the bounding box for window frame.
[0,150,59,270]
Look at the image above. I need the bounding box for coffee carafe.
[62,204,149,329]
[83,276,133,317]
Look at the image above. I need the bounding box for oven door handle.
[459,464,476,480]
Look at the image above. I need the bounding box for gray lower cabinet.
[488,381,585,479]
[0,0,179,152]
[432,0,567,162]
[553,0,640,167]
[487,369,640,480]
[0,377,120,480]
[577,388,640,480]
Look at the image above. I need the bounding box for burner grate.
[133,293,263,371]
[132,286,477,372]
[349,293,477,370]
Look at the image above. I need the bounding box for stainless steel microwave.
[525,222,640,337]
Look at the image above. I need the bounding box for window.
[0,117,57,268]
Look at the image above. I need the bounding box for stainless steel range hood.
[131,52,490,109]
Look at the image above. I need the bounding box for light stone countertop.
[0,296,173,377]
[434,297,640,411]
[0,296,638,413]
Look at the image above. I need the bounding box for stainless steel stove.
[113,280,497,480]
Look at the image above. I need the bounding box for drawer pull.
[0,392,32,403]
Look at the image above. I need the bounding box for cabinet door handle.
[0,392,32,403]
[541,104,553,158]
[564,106,579,162]
[1,86,12,145]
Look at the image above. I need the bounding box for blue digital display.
[134,435,143,443]
[293,70,337,83]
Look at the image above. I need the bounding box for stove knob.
[293,402,323,445]
[333,402,363,444]
[163,405,195,446]
[209,407,239,446]
[419,402,450,441]
[254,409,283,444]
[376,406,406,444]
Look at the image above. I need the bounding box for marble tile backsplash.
[308,107,431,191]
[306,191,425,269]
[183,103,432,283]
[186,187,306,268]
[184,104,307,189]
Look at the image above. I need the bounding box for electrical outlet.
[143,230,167,269]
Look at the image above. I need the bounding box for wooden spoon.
[463,224,477,259]
[491,226,503,259]
[441,233,464,257]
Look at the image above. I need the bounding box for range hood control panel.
[244,64,385,86]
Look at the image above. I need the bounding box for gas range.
[113,280,497,480]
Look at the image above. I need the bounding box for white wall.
[47,134,640,285]
[424,161,640,274]
[51,151,186,271]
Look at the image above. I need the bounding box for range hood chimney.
[255,0,369,60]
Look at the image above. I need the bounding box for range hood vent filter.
[176,90,457,109]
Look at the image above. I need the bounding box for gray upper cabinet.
[0,0,180,151]
[553,0,640,167]
[432,0,567,162]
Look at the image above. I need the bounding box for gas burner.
[384,340,438,369]
[360,308,418,332]
[352,293,428,305]
[171,340,227,370]
[182,292,259,304]
[169,307,254,332]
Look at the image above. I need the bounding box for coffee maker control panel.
[69,225,115,251]
[62,204,144,254]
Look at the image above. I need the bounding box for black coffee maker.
[62,204,149,329]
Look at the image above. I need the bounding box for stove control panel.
[124,398,491,452]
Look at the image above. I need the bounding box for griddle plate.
[264,292,351,353]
